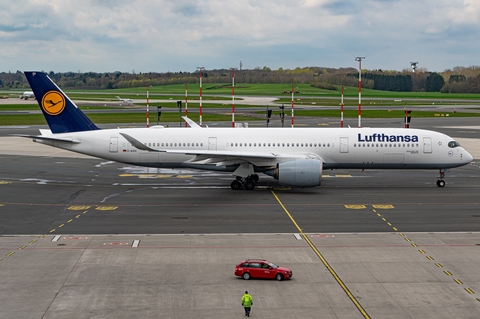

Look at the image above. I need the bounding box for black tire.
[251,174,259,183]
[231,180,242,190]
[244,179,255,190]
[242,272,251,280]
[275,273,283,281]
[437,180,445,187]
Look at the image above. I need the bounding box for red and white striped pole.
[340,85,344,128]
[146,84,149,128]
[232,68,235,128]
[291,84,295,128]
[185,83,188,127]
[199,68,203,127]
[355,56,365,128]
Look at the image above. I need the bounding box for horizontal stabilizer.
[12,134,81,143]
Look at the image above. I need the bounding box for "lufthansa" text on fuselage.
[358,133,419,143]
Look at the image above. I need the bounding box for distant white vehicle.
[20,91,35,100]
[116,96,132,103]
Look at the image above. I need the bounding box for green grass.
[1,109,477,126]
[62,83,480,99]
[288,109,480,118]
[0,112,261,126]
[2,82,480,126]
[4,82,480,100]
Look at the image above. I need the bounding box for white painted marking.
[293,234,302,240]
[52,235,61,242]
[132,240,140,248]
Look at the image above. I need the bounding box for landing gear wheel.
[251,174,259,183]
[244,179,256,190]
[437,169,446,187]
[231,180,242,190]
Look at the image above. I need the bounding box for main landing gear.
[436,169,446,187]
[230,174,259,190]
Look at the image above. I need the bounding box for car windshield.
[267,262,279,269]
[448,141,461,148]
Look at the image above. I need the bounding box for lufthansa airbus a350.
[18,71,473,190]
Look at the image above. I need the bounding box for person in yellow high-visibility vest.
[241,291,253,317]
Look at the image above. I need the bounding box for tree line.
[1,65,480,93]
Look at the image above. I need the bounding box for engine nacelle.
[269,159,322,187]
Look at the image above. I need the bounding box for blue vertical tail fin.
[24,71,99,133]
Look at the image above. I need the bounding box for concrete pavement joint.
[373,205,479,301]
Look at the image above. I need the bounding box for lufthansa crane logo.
[41,91,66,116]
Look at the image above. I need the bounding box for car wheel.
[275,273,283,281]
[242,272,251,280]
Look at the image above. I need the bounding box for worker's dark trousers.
[244,307,251,316]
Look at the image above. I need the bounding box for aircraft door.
[208,137,217,150]
[109,137,118,153]
[423,137,432,153]
[339,137,349,153]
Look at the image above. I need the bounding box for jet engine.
[266,159,322,187]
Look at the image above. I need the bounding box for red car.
[235,259,292,281]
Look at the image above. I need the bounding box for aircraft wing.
[120,132,322,167]
[120,132,276,158]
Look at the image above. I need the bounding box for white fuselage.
[34,126,473,172]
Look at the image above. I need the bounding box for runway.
[1,121,480,318]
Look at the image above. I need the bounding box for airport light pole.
[185,83,188,127]
[291,84,295,128]
[355,56,365,128]
[340,85,344,128]
[146,84,150,128]
[197,67,204,127]
[232,68,235,128]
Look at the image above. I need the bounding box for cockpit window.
[448,141,461,148]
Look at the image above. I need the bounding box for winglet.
[24,71,99,133]
[182,116,202,128]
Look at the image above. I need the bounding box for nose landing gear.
[436,169,446,187]
[230,174,259,190]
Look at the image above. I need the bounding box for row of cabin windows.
[143,142,204,147]
[140,142,333,148]
[354,143,420,148]
[228,142,332,148]
[138,142,420,149]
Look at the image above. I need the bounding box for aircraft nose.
[464,149,474,163]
